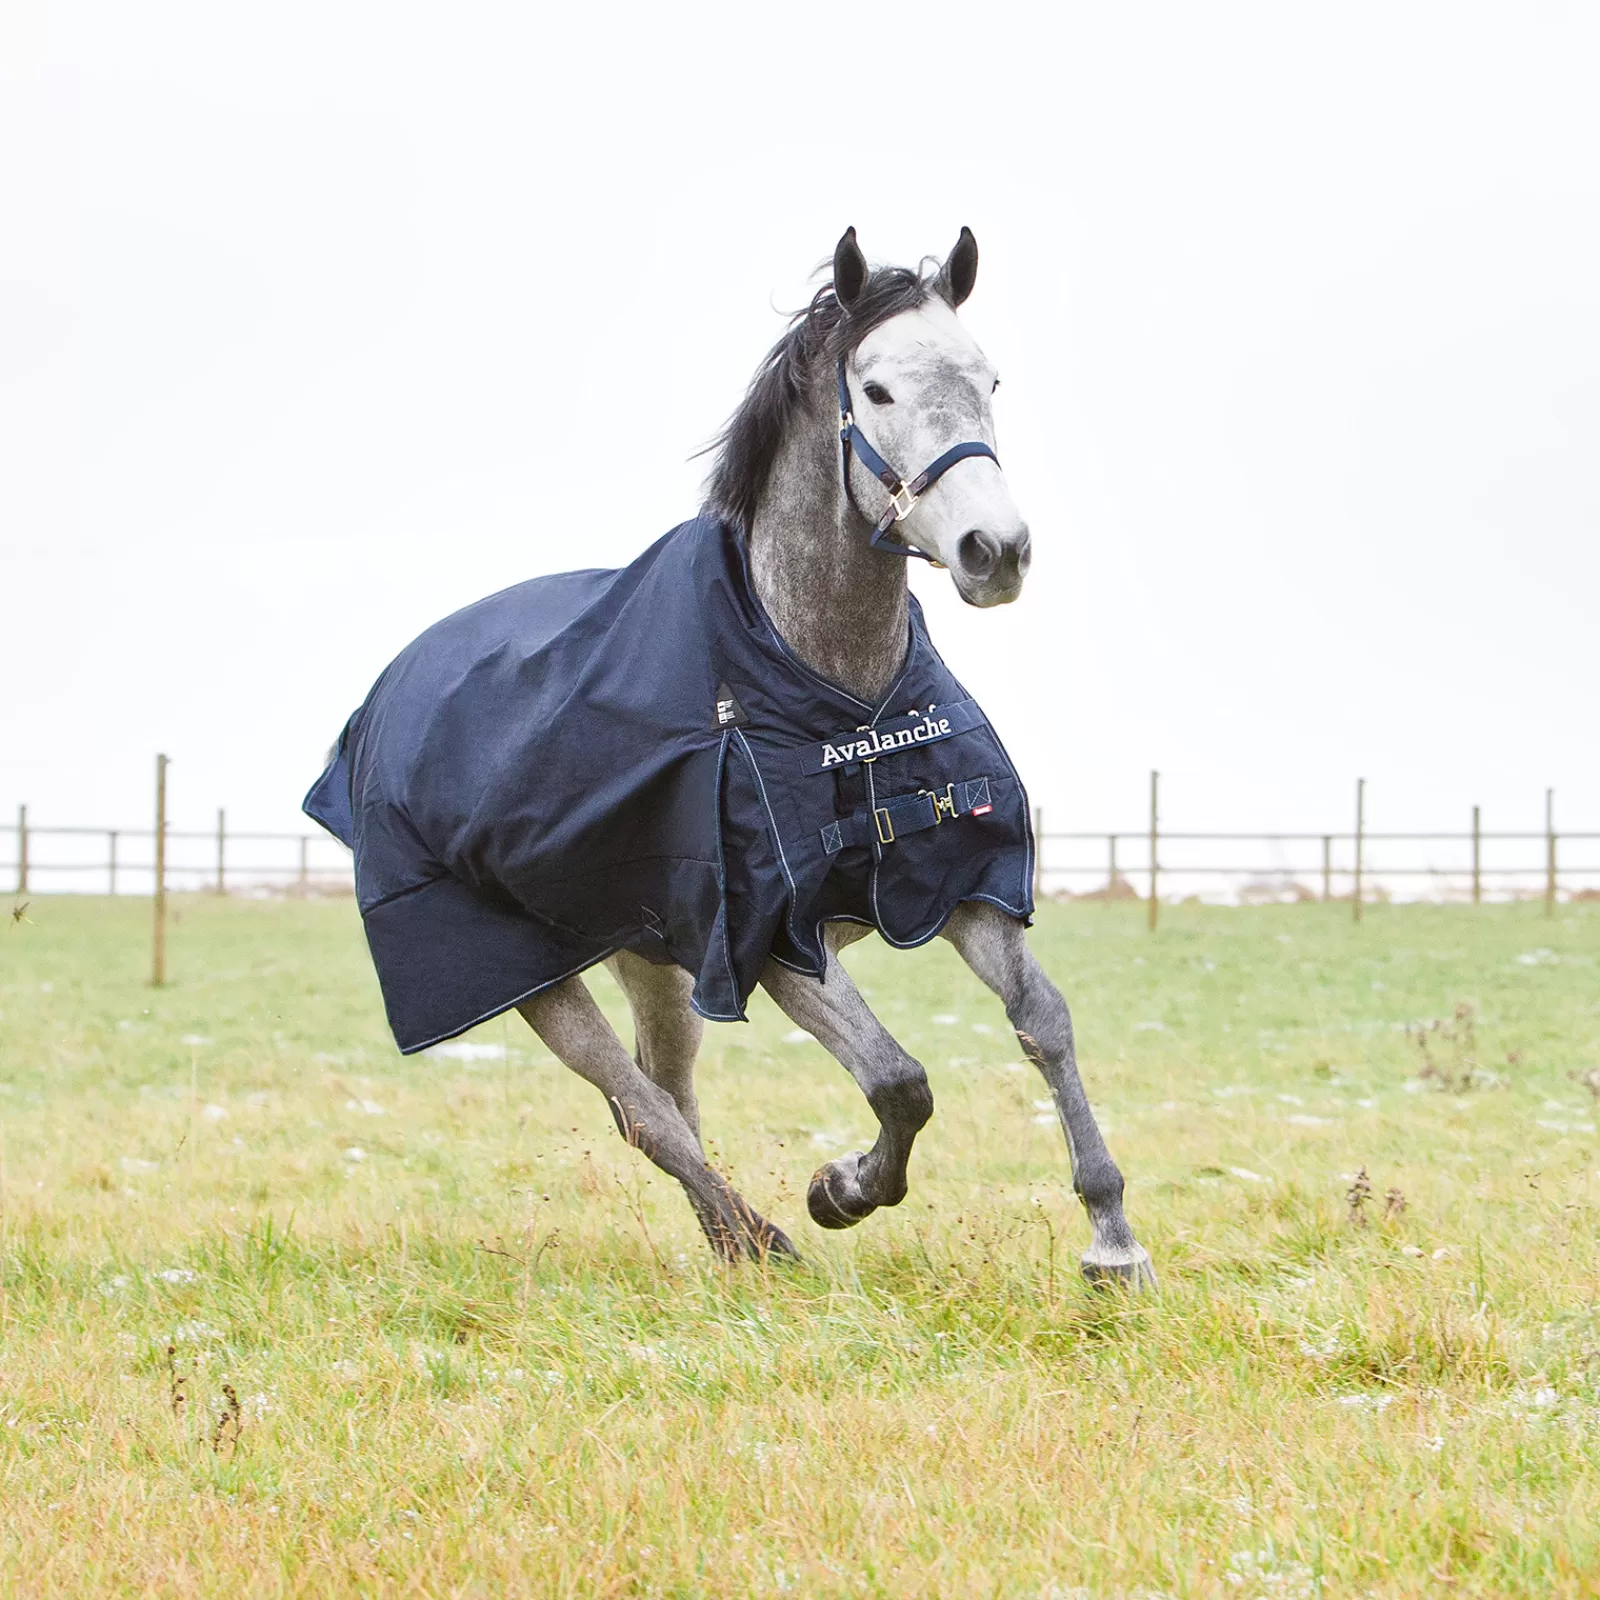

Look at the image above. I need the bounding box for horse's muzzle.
[954,524,1031,606]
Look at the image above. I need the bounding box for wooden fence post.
[1321,835,1331,903]
[1471,805,1481,906]
[1107,834,1117,901]
[108,831,118,896]
[1353,778,1365,924]
[1032,804,1043,903]
[152,755,169,986]
[1545,788,1556,918]
[15,805,26,896]
[298,836,309,890]
[1147,770,1160,933]
[216,808,226,895]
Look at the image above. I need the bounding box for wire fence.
[3,809,353,898]
[1036,826,1600,906]
[4,789,1597,908]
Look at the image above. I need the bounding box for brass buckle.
[920,784,957,824]
[873,807,895,845]
[887,482,919,521]
[855,724,877,764]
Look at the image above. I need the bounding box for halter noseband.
[836,355,1000,564]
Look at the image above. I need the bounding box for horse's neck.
[747,419,910,704]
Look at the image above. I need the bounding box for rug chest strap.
[820,777,994,855]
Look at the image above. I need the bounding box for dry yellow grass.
[2,894,1598,1596]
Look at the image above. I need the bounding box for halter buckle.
[839,410,853,437]
[887,482,919,521]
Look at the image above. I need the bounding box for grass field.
[2,894,1598,1597]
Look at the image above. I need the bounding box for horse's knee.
[1011,968,1073,1058]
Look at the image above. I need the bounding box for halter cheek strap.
[836,356,1000,563]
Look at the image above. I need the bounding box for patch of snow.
[427,1041,507,1062]
[172,1319,223,1344]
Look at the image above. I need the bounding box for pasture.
[2,895,1598,1597]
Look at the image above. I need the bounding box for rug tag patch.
[712,681,749,730]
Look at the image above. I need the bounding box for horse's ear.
[938,226,979,307]
[833,226,869,309]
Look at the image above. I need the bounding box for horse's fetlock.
[1074,1158,1125,1217]
[869,1070,933,1133]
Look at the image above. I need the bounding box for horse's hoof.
[752,1221,801,1262]
[1080,1245,1157,1290]
[697,1198,802,1265]
[807,1154,876,1230]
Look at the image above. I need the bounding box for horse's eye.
[863,381,893,405]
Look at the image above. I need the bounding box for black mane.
[704,262,945,533]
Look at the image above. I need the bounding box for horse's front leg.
[760,928,933,1230]
[943,903,1155,1287]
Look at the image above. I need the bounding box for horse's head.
[834,227,1031,607]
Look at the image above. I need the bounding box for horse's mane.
[704,261,946,534]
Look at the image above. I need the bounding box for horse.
[306,227,1153,1287]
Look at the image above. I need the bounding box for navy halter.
[836,355,1001,564]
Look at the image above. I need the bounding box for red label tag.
[971,803,993,816]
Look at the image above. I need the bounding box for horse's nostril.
[1013,527,1032,576]
[958,529,999,578]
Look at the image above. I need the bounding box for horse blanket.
[305,513,1033,1053]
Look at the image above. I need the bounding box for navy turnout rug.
[305,514,1034,1053]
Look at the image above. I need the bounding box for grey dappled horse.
[518,229,1153,1287]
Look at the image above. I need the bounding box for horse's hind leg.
[759,928,933,1230]
[606,951,703,1141]
[517,977,796,1263]
[942,902,1154,1288]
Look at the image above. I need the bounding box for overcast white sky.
[3,2,1596,856]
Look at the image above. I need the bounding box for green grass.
[2,894,1599,1597]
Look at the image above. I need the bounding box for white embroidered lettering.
[809,705,973,770]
